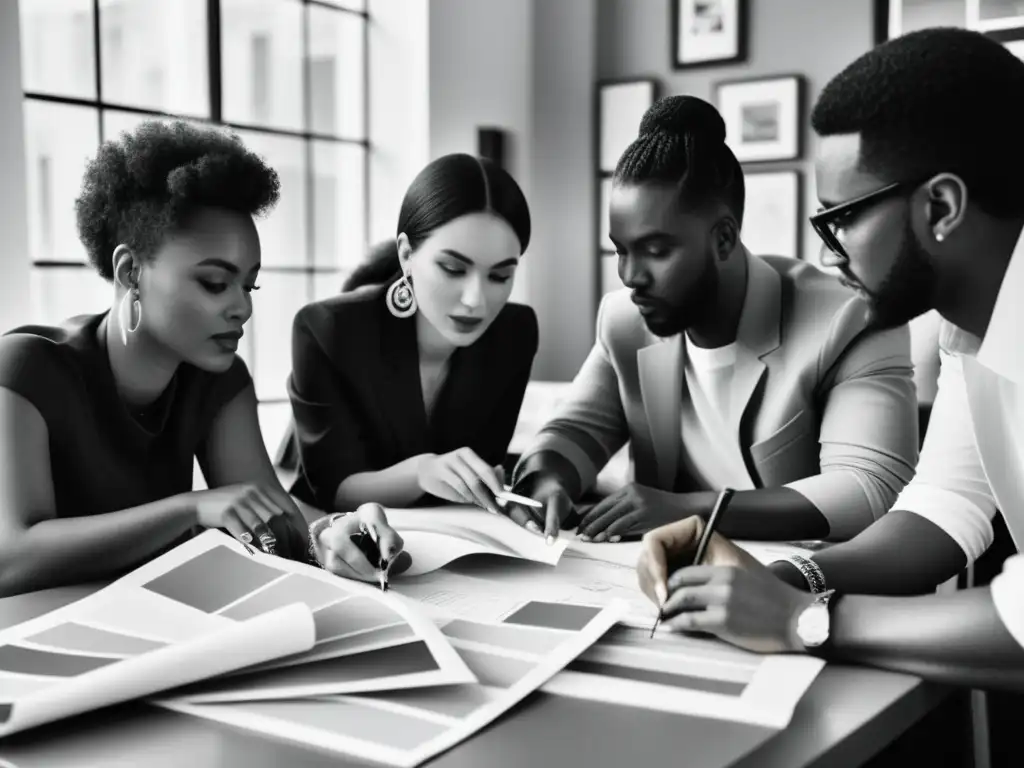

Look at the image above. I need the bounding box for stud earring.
[935,232,945,243]
[119,286,142,346]
[386,273,417,318]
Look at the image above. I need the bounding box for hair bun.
[639,95,726,143]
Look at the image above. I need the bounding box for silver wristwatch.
[795,588,836,648]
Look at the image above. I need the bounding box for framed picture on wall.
[874,0,968,43]
[741,169,802,260]
[598,79,658,173]
[714,74,804,163]
[671,0,747,69]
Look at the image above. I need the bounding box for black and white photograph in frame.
[873,0,967,43]
[672,0,747,69]
[715,75,803,163]
[741,169,801,260]
[598,79,657,173]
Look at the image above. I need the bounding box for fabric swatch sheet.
[161,599,627,767]
[0,531,470,736]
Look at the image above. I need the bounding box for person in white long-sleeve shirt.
[635,26,1024,693]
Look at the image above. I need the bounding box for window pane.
[312,141,365,270]
[99,0,209,117]
[19,0,96,99]
[23,101,100,264]
[101,110,212,143]
[308,4,365,139]
[599,177,614,253]
[600,253,622,296]
[250,272,310,401]
[30,267,111,326]
[899,0,966,35]
[221,0,303,131]
[313,0,366,12]
[313,271,345,301]
[234,131,309,268]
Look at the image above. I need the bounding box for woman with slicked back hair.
[288,153,541,529]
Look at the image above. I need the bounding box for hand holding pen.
[636,490,824,653]
[312,503,410,585]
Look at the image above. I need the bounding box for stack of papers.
[162,599,627,767]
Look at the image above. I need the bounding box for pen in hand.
[650,487,735,638]
[351,524,389,592]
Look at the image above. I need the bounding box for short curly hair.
[811,27,1024,217]
[75,120,280,281]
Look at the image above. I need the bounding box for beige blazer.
[517,250,920,540]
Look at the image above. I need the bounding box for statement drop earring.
[386,274,417,318]
[119,287,142,346]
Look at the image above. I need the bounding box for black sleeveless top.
[0,312,251,518]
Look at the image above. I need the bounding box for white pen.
[495,485,543,508]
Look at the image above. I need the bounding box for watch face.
[797,604,829,647]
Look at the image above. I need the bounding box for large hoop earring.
[385,275,417,318]
[119,288,142,346]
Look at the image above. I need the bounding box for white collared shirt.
[889,234,1024,648]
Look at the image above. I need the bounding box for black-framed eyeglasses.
[809,180,923,264]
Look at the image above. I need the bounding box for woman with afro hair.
[0,121,406,596]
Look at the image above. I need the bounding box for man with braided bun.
[506,95,918,547]
[633,31,1024,724]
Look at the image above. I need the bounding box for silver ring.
[239,532,253,544]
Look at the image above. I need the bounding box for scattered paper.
[385,506,568,577]
[0,532,320,738]
[160,600,627,768]
[126,533,473,704]
[543,623,824,730]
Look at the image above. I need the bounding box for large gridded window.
[18,0,369,405]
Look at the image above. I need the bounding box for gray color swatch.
[567,659,748,697]
[312,597,401,642]
[503,601,602,632]
[0,645,118,677]
[181,641,441,697]
[142,545,284,613]
[25,622,165,656]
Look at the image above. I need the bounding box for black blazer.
[287,283,539,511]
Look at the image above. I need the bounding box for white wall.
[0,0,31,334]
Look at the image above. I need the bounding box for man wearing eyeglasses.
[638,27,1024,698]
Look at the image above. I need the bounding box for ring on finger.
[239,532,253,544]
